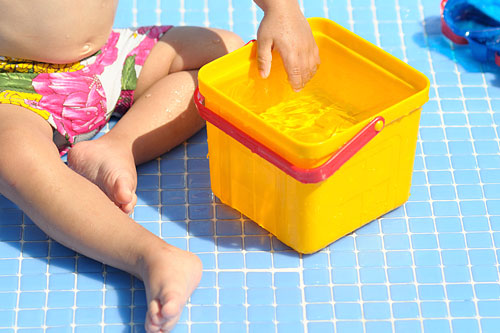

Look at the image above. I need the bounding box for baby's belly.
[0,33,111,64]
[0,0,117,64]
[0,30,111,64]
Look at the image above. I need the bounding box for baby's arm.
[254,0,320,91]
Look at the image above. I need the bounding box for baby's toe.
[145,299,162,332]
[114,176,135,203]
[120,193,137,214]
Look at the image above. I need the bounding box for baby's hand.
[256,0,320,91]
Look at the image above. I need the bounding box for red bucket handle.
[194,87,385,184]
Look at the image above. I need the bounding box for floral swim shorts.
[0,25,172,155]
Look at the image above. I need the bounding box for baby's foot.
[67,139,137,214]
[141,245,203,332]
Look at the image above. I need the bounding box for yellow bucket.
[196,17,430,253]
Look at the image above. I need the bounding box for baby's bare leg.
[0,105,202,332]
[66,26,243,331]
[123,26,244,162]
[68,27,244,214]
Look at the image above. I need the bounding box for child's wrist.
[255,0,300,13]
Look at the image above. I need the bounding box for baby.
[0,0,319,331]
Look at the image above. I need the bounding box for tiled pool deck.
[1,0,500,332]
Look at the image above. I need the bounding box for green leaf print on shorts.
[0,72,38,94]
[121,55,138,91]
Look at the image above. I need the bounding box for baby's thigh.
[136,27,243,95]
[161,26,244,72]
[0,104,59,197]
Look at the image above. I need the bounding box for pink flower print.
[130,26,171,65]
[89,31,120,74]
[32,71,107,143]
[137,26,167,39]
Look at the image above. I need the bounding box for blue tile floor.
[1,0,500,332]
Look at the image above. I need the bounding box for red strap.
[194,87,384,184]
[441,0,469,45]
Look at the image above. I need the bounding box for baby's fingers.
[292,48,321,91]
[289,67,304,92]
[282,53,309,92]
[257,38,273,79]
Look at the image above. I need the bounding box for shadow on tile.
[412,15,500,87]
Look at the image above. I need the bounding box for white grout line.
[251,1,258,40]
[393,0,426,331]
[415,1,454,330]
[345,0,367,331]
[180,0,186,26]
[204,0,209,28]
[156,0,162,26]
[13,214,24,333]
[368,0,397,329]
[132,0,138,28]
[43,239,51,331]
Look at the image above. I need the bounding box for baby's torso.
[0,0,118,64]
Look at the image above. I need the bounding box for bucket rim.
[195,87,385,184]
